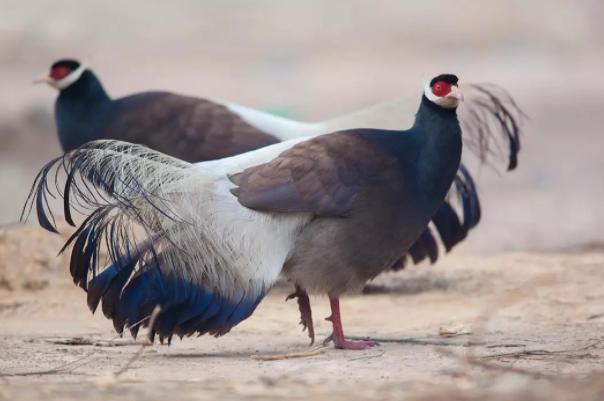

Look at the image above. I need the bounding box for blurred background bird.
[25,74,466,348]
[32,58,523,270]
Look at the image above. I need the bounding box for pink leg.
[286,285,315,345]
[323,295,379,350]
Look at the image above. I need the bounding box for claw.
[287,285,315,346]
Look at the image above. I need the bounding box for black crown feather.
[51,59,82,71]
[430,74,459,87]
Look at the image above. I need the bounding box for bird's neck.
[412,95,459,128]
[58,70,111,104]
[410,95,463,201]
[369,95,462,209]
[55,71,112,152]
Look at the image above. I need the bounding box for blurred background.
[0,0,603,253]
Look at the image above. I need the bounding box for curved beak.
[445,85,464,102]
[32,74,52,85]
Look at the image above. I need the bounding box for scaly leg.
[286,284,315,345]
[323,295,379,350]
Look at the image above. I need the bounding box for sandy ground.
[1,223,603,400]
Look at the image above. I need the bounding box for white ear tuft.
[51,63,87,90]
[423,78,461,110]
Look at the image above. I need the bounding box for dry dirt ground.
[1,223,603,400]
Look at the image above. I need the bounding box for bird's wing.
[228,131,479,271]
[106,92,280,163]
[229,131,398,216]
[22,140,305,341]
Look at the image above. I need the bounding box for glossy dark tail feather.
[22,141,188,236]
[86,235,157,314]
[98,247,267,341]
[431,202,464,251]
[407,229,439,265]
[20,157,63,233]
[456,164,481,231]
[463,84,526,171]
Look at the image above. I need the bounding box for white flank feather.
[222,97,418,142]
[221,95,420,144]
[223,103,325,141]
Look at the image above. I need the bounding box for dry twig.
[347,349,386,361]
[39,338,139,347]
[251,346,328,361]
[346,335,484,347]
[113,305,161,378]
[439,348,559,380]
[482,340,603,360]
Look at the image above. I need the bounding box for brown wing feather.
[230,132,398,216]
[103,93,279,163]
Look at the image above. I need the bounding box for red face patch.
[49,66,73,80]
[431,81,453,97]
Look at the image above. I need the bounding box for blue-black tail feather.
[463,84,525,172]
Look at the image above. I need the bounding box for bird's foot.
[323,296,380,350]
[322,328,380,350]
[286,286,315,346]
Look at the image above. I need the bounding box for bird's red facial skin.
[50,66,72,80]
[432,81,453,97]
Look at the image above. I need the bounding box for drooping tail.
[460,83,525,171]
[22,140,273,342]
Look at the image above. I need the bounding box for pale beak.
[32,74,52,85]
[445,86,464,102]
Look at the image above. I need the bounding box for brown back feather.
[229,132,398,216]
[101,93,279,162]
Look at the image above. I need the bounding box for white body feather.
[86,138,315,302]
[224,103,325,140]
[189,137,316,298]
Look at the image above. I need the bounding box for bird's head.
[33,59,86,90]
[424,74,464,109]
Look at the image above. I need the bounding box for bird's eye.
[431,81,450,97]
[50,66,72,80]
